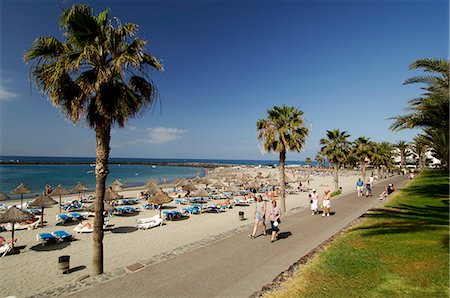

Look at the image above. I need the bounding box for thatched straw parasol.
[174,178,188,188]
[0,191,12,201]
[29,195,58,227]
[247,180,262,190]
[84,201,115,212]
[182,183,197,193]
[110,179,124,192]
[144,183,162,196]
[212,180,226,189]
[226,184,240,193]
[284,176,294,183]
[104,187,123,202]
[266,178,279,187]
[0,206,33,249]
[71,181,88,199]
[10,183,32,209]
[51,185,69,213]
[148,191,173,217]
[144,179,159,188]
[193,188,210,198]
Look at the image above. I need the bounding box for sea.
[0,156,311,199]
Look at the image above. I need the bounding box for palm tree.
[351,136,375,183]
[305,157,312,166]
[390,58,449,168]
[394,140,410,169]
[411,135,428,169]
[24,4,163,275]
[371,142,394,179]
[314,153,325,168]
[257,105,309,212]
[319,129,351,192]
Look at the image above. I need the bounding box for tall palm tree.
[24,4,163,275]
[314,153,325,168]
[351,136,375,183]
[371,142,393,179]
[411,135,428,169]
[257,105,309,212]
[320,129,351,192]
[390,58,449,168]
[394,140,410,169]
[305,157,312,166]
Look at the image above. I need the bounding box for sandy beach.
[0,166,368,297]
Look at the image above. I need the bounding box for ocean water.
[0,163,204,199]
[0,156,315,199]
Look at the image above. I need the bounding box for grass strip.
[265,170,449,298]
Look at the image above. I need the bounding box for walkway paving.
[71,175,409,298]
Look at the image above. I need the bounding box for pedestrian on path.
[268,200,281,243]
[310,189,319,215]
[356,178,364,197]
[379,183,395,200]
[322,190,332,217]
[249,195,267,239]
[365,178,373,197]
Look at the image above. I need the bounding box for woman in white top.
[249,195,267,239]
[310,189,319,215]
[322,190,332,217]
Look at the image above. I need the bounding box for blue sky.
[0,0,448,161]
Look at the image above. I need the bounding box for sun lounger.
[23,209,41,215]
[115,206,139,215]
[0,203,9,211]
[73,219,111,233]
[68,212,86,220]
[182,206,201,214]
[5,220,40,231]
[116,199,138,205]
[56,213,72,223]
[37,232,58,245]
[0,243,13,257]
[52,230,73,241]
[136,215,163,230]
[174,198,189,205]
[163,210,183,220]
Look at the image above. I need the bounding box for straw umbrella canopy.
[109,179,124,192]
[103,187,123,202]
[212,180,226,189]
[29,195,58,227]
[10,183,32,209]
[247,180,262,190]
[0,191,12,201]
[144,183,162,196]
[144,179,159,188]
[51,185,69,213]
[266,178,279,187]
[148,191,173,217]
[182,183,197,193]
[226,184,240,194]
[193,188,210,198]
[284,176,294,183]
[84,201,115,212]
[174,178,188,188]
[0,206,33,249]
[71,181,88,199]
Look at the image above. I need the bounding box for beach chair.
[68,212,85,220]
[56,213,72,224]
[142,203,155,210]
[136,215,163,230]
[52,230,73,241]
[23,209,41,215]
[0,243,13,257]
[181,206,201,215]
[163,211,183,220]
[36,232,58,245]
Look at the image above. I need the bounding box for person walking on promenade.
[269,200,281,243]
[365,178,373,197]
[322,190,332,217]
[356,178,364,197]
[310,189,319,215]
[249,195,267,239]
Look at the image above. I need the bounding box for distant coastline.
[0,160,222,168]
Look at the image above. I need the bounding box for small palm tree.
[371,142,394,179]
[394,140,410,169]
[305,157,312,166]
[351,136,375,183]
[257,105,309,212]
[314,153,325,168]
[411,135,428,169]
[320,129,351,192]
[24,4,163,275]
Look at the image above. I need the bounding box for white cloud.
[144,127,187,144]
[0,85,20,102]
[128,126,138,131]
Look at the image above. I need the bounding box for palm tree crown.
[257,105,309,212]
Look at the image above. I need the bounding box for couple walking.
[310,189,332,216]
[249,195,280,243]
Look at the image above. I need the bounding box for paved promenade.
[71,174,409,298]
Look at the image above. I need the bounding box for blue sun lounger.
[68,212,85,220]
[163,211,183,220]
[181,206,201,215]
[52,230,73,241]
[36,232,57,245]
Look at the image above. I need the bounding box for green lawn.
[265,170,449,298]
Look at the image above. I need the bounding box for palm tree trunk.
[361,160,366,184]
[333,163,339,192]
[279,150,286,213]
[92,122,111,276]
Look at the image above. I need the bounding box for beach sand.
[0,167,368,297]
